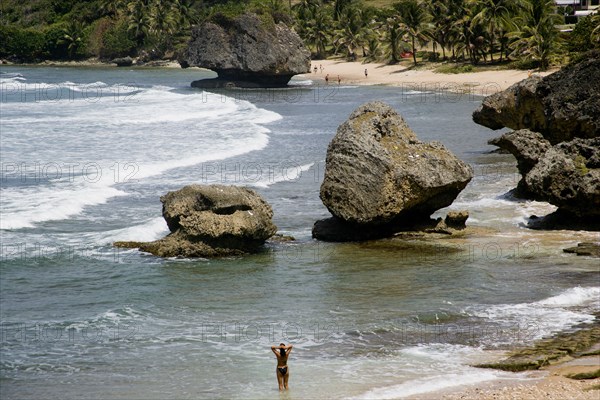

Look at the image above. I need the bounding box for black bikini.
[277,367,287,375]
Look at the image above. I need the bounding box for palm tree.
[60,21,84,58]
[333,3,368,60]
[303,4,333,58]
[427,0,453,60]
[394,0,430,65]
[470,0,517,62]
[127,1,150,46]
[509,0,560,70]
[380,8,406,64]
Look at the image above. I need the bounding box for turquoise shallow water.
[0,66,598,399]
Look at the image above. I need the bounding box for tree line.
[1,0,599,69]
[293,0,599,69]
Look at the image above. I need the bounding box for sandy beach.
[435,355,600,400]
[301,59,555,95]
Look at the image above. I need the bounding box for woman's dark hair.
[279,343,286,357]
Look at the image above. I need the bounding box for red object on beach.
[401,52,413,58]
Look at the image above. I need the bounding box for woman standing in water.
[271,343,293,390]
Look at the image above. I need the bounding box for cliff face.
[477,52,600,229]
[473,51,600,144]
[184,13,311,88]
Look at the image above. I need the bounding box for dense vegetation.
[1,0,599,69]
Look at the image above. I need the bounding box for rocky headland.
[183,12,310,88]
[474,51,600,231]
[115,185,277,257]
[313,101,473,242]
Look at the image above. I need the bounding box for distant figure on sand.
[319,64,323,73]
[271,343,293,390]
[325,74,329,84]
[313,66,318,74]
[337,75,341,85]
[364,68,368,78]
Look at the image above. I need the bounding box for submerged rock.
[115,185,277,257]
[314,101,473,241]
[563,242,600,257]
[473,51,600,144]
[184,13,310,88]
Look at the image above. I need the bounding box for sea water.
[0,66,598,399]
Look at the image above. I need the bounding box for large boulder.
[525,138,600,218]
[488,131,600,222]
[488,129,552,195]
[314,101,473,241]
[115,185,277,257]
[473,51,600,144]
[184,13,310,88]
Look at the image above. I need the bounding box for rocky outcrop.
[473,51,600,144]
[563,242,600,257]
[525,138,600,217]
[184,13,310,88]
[313,101,473,241]
[115,185,277,257]
[112,56,133,67]
[489,129,600,220]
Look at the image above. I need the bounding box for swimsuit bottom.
[277,367,287,375]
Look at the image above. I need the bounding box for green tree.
[470,0,517,62]
[333,3,369,60]
[394,0,430,65]
[380,8,405,63]
[427,0,453,60]
[296,1,333,58]
[510,0,561,70]
[59,21,84,58]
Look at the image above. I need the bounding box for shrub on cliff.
[0,25,45,61]
[99,19,136,60]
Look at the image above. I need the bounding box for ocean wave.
[1,84,281,230]
[465,286,599,343]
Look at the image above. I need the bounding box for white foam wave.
[536,286,600,307]
[1,84,281,230]
[352,370,517,399]
[289,79,313,86]
[0,181,127,230]
[466,286,599,342]
[248,162,314,188]
[102,217,168,243]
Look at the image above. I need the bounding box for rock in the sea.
[563,242,600,257]
[184,12,310,88]
[525,137,600,217]
[488,130,552,176]
[488,129,552,195]
[445,211,469,230]
[112,56,133,67]
[314,101,473,241]
[473,51,600,144]
[115,185,277,257]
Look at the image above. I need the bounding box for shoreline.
[299,59,557,95]
[421,324,600,400]
[3,57,557,95]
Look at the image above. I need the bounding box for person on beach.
[319,64,323,73]
[325,74,329,84]
[337,75,341,85]
[271,343,293,390]
[364,68,368,78]
[313,66,318,73]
